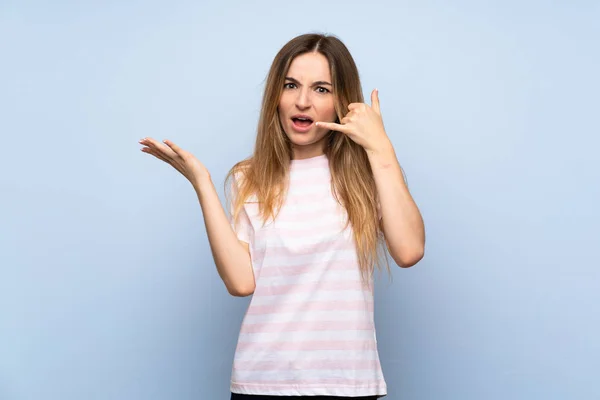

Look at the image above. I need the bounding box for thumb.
[371,88,381,115]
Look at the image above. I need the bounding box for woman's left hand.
[316,89,390,153]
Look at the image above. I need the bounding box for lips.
[290,114,314,132]
[292,115,313,124]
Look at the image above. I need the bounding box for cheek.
[277,100,287,122]
[278,93,293,111]
[319,99,337,121]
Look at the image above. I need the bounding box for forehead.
[286,52,331,81]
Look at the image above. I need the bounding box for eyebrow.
[285,77,332,86]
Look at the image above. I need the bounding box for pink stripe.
[277,204,345,221]
[233,359,380,371]
[257,259,352,278]
[253,280,367,297]
[236,340,377,352]
[246,300,370,315]
[266,225,351,240]
[240,320,373,334]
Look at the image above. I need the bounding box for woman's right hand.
[139,137,210,188]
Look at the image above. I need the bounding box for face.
[278,52,338,160]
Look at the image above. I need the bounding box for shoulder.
[227,159,252,188]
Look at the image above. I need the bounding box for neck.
[291,143,326,160]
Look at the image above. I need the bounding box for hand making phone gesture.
[316,89,390,154]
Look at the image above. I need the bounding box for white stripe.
[250,288,369,306]
[286,184,332,196]
[290,168,330,177]
[289,168,330,180]
[255,249,358,267]
[233,368,382,381]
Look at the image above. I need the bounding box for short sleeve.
[232,204,253,244]
[229,173,254,244]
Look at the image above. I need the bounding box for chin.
[286,127,326,145]
[288,134,316,145]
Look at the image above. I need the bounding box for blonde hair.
[226,33,389,282]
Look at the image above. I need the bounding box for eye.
[284,82,297,89]
[316,86,330,94]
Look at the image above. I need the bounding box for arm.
[315,89,425,268]
[194,175,256,296]
[367,142,425,268]
[139,137,255,296]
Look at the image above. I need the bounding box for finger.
[347,103,363,112]
[371,89,381,115]
[341,115,351,125]
[315,121,350,133]
[142,147,188,177]
[141,146,172,165]
[163,139,185,157]
[141,137,177,159]
[144,148,186,175]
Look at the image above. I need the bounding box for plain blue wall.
[1,1,598,399]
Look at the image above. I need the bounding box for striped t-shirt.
[229,154,387,397]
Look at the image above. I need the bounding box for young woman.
[139,33,425,399]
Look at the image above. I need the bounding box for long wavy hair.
[226,33,389,282]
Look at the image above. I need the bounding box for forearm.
[193,175,255,296]
[367,140,425,267]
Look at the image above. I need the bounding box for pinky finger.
[316,121,348,133]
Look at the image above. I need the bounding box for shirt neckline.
[290,154,328,168]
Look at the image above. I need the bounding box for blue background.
[1,1,599,399]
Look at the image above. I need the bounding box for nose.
[295,87,311,110]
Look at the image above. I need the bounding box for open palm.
[139,137,209,184]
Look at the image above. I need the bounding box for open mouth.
[291,116,314,128]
